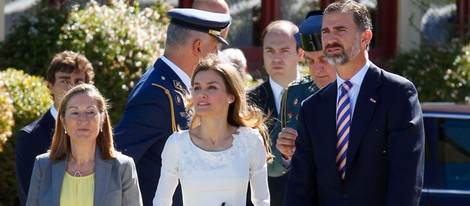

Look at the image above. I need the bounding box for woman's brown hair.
[49,84,117,160]
[187,54,273,162]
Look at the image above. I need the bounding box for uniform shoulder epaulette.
[288,75,313,87]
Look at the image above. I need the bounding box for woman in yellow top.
[26,84,142,206]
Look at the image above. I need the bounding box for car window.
[424,116,470,190]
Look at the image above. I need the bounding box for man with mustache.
[284,1,425,206]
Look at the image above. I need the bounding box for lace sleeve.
[152,132,181,206]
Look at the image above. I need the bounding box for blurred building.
[176,0,469,79]
[2,0,469,77]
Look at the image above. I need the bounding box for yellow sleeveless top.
[60,172,94,206]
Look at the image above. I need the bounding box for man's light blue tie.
[336,81,352,180]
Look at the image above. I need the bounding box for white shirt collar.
[269,77,286,114]
[50,105,58,121]
[160,55,192,89]
[336,60,371,90]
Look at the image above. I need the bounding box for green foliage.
[0,68,52,206]
[387,38,470,103]
[0,0,68,75]
[446,43,470,103]
[58,0,170,120]
[0,80,15,152]
[1,69,53,122]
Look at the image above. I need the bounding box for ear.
[228,95,235,103]
[192,39,204,56]
[100,113,105,126]
[47,82,54,95]
[297,48,305,61]
[60,118,66,129]
[362,29,373,47]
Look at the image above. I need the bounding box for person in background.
[222,47,254,81]
[153,54,272,206]
[114,8,231,206]
[16,51,94,206]
[26,84,142,206]
[270,10,336,177]
[193,0,232,62]
[248,19,303,206]
[192,0,230,38]
[284,1,425,205]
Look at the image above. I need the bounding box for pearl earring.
[64,128,67,134]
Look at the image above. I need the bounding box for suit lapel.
[262,80,278,118]
[94,148,112,206]
[346,64,382,172]
[42,109,56,141]
[52,160,66,205]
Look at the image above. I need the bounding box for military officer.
[114,8,231,206]
[269,10,336,176]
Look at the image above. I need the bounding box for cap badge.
[208,29,221,36]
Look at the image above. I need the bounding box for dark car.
[420,103,470,205]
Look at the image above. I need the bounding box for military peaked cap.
[168,8,232,45]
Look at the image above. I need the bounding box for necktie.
[336,81,352,180]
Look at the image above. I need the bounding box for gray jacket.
[26,148,143,206]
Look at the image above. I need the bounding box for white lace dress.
[152,126,270,206]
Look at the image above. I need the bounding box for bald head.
[193,0,229,14]
[193,0,230,39]
[261,20,299,43]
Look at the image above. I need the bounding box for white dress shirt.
[336,60,371,120]
[50,105,58,121]
[161,55,191,89]
[269,77,285,115]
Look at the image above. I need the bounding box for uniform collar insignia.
[173,80,185,92]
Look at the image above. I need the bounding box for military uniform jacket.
[114,58,188,206]
[269,76,320,177]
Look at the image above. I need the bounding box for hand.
[276,127,298,160]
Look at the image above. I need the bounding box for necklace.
[73,166,87,177]
[73,170,84,177]
[68,157,90,177]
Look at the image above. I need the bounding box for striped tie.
[336,81,352,180]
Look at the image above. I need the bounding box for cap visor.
[211,34,229,46]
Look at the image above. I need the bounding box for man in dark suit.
[15,51,95,206]
[249,20,303,130]
[284,1,425,206]
[248,20,303,206]
[114,8,231,206]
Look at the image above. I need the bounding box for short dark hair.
[324,0,373,32]
[46,51,95,84]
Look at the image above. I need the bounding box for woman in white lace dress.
[153,54,273,206]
